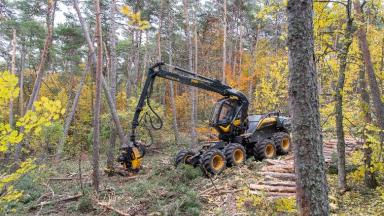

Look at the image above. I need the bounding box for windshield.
[211,102,221,123]
[219,103,234,123]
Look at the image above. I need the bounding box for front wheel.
[200,149,226,176]
[273,132,291,155]
[224,143,246,166]
[253,139,276,160]
[175,149,195,167]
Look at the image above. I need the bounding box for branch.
[30,194,82,210]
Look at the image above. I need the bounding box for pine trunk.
[358,66,378,188]
[183,0,197,146]
[14,0,57,166]
[335,0,353,193]
[287,0,329,214]
[73,0,127,146]
[222,0,227,83]
[354,0,384,147]
[56,61,90,160]
[92,0,102,192]
[107,0,118,171]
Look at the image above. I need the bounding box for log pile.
[249,138,361,198]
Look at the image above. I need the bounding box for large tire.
[224,143,246,167]
[273,132,291,155]
[175,149,195,167]
[200,149,226,176]
[253,139,276,160]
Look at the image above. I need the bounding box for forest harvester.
[118,62,291,176]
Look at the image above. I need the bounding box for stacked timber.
[249,138,361,198]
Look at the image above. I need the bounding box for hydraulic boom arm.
[130,62,248,144]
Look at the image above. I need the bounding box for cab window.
[218,102,234,123]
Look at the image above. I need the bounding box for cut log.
[250,190,296,198]
[249,184,296,193]
[253,181,296,187]
[264,159,289,166]
[259,172,296,181]
[261,165,294,173]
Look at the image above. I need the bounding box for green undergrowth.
[6,140,384,215]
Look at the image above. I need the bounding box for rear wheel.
[273,132,291,155]
[224,143,246,166]
[200,149,226,176]
[253,139,276,160]
[175,149,195,167]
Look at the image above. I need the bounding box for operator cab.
[210,97,247,137]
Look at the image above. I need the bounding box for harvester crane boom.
[130,62,249,144]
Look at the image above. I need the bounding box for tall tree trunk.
[222,0,227,83]
[354,0,384,159]
[10,29,16,127]
[359,66,378,188]
[14,0,57,166]
[73,0,127,146]
[167,10,180,145]
[183,0,197,146]
[107,0,118,172]
[19,44,25,117]
[92,0,102,192]
[25,0,57,111]
[334,0,353,193]
[248,29,259,106]
[56,60,90,160]
[193,1,199,123]
[287,0,329,215]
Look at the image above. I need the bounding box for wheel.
[174,149,195,167]
[200,148,226,176]
[224,143,246,166]
[273,132,291,155]
[253,139,276,160]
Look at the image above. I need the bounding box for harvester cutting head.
[117,142,145,173]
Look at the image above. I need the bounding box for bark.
[354,0,384,152]
[287,0,329,214]
[334,0,353,193]
[107,0,118,171]
[359,66,378,188]
[93,0,102,192]
[222,0,227,83]
[56,60,90,160]
[73,0,127,146]
[183,0,197,146]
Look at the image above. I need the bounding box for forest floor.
[9,139,384,216]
